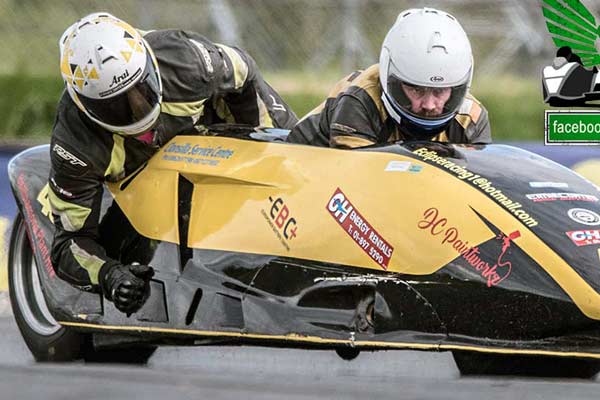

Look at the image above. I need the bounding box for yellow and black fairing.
[9,132,600,359]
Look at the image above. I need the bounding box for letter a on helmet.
[59,13,162,136]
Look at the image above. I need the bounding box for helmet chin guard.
[381,91,456,140]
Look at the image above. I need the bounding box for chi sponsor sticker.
[526,193,599,203]
[567,208,600,226]
[326,188,394,270]
[566,230,600,247]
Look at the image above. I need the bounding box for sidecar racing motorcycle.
[8,128,600,377]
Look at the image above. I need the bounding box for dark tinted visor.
[78,52,160,127]
[387,75,467,120]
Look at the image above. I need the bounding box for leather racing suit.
[287,64,491,148]
[48,29,298,288]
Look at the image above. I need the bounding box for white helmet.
[379,8,473,139]
[59,13,162,136]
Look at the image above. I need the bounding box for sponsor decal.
[385,161,410,172]
[52,144,87,167]
[418,207,520,287]
[326,188,394,270]
[269,95,287,112]
[190,39,214,74]
[17,174,55,278]
[526,193,599,203]
[384,161,424,173]
[99,67,141,97]
[261,196,298,251]
[50,178,74,198]
[412,148,538,228]
[529,182,569,189]
[162,142,235,166]
[109,69,130,88]
[567,208,600,226]
[566,230,600,247]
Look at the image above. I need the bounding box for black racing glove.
[99,263,154,314]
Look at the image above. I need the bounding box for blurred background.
[0,0,582,143]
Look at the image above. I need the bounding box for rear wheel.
[8,214,85,361]
[9,213,156,364]
[452,351,600,379]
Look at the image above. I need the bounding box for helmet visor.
[78,52,161,128]
[387,75,467,121]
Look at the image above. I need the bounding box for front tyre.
[8,213,85,361]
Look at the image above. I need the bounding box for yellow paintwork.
[108,169,180,244]
[572,158,600,186]
[106,136,600,319]
[108,136,495,276]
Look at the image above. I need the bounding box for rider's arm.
[468,106,491,144]
[213,43,298,129]
[328,94,379,149]
[48,135,117,289]
[450,94,492,144]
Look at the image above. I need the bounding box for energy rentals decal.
[326,188,394,270]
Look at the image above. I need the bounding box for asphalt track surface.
[4,146,600,398]
[2,312,600,400]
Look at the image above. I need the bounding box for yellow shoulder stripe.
[331,135,375,149]
[457,93,483,124]
[161,99,207,118]
[104,134,126,181]
[432,131,449,142]
[455,115,471,130]
[216,44,249,90]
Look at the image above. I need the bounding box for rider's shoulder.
[455,92,488,128]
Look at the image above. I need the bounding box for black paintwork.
[8,135,600,355]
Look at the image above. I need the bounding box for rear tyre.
[8,213,85,361]
[452,351,600,379]
[10,213,157,364]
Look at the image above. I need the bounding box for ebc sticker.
[326,188,394,270]
[261,196,298,251]
[567,208,600,226]
[566,230,600,247]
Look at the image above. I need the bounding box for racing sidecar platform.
[9,130,600,376]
